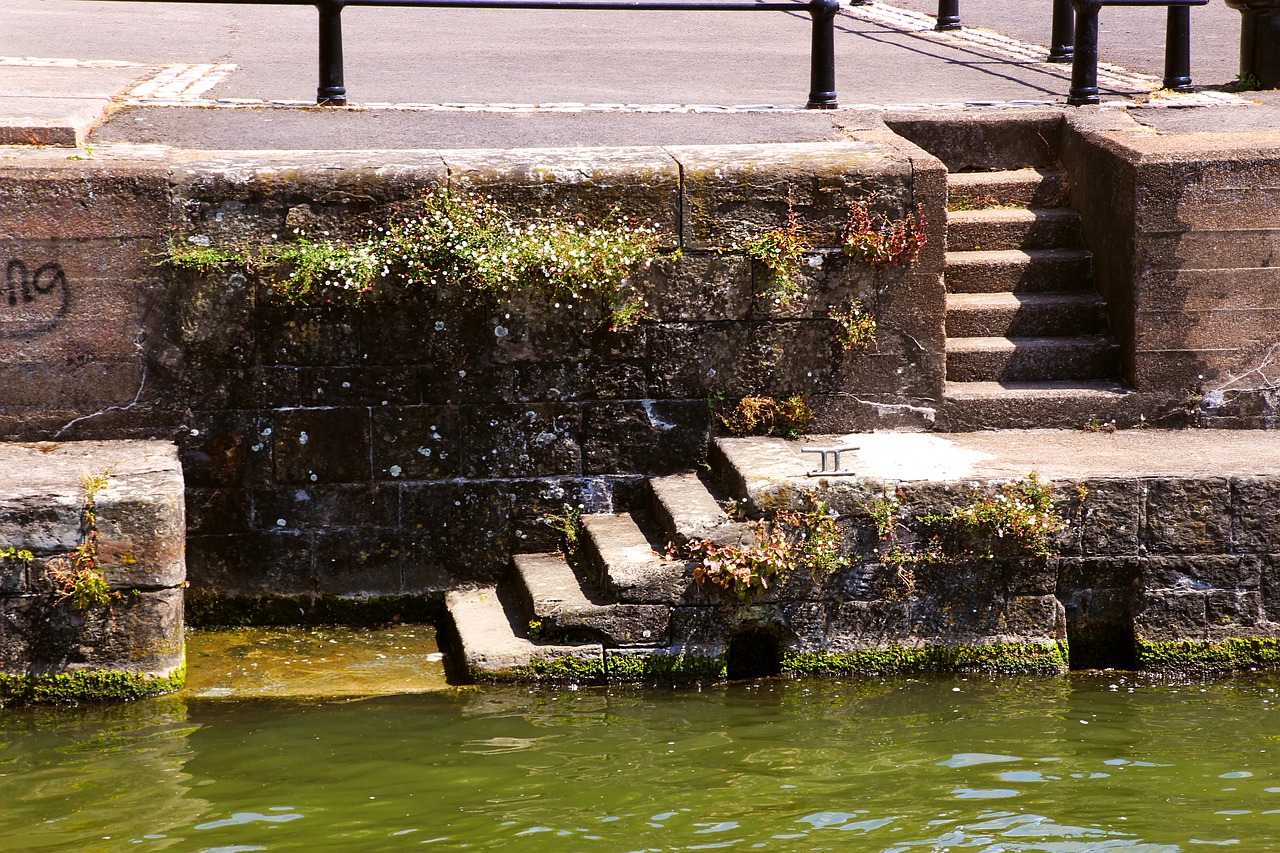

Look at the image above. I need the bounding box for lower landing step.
[942,380,1165,431]
[443,585,722,683]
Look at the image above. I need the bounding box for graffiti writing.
[1,259,69,339]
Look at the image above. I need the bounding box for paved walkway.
[2,0,1277,149]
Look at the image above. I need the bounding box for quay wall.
[0,115,1276,611]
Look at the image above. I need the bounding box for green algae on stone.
[607,652,728,683]
[781,642,1068,677]
[471,655,608,685]
[1137,638,1280,672]
[0,658,186,707]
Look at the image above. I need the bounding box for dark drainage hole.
[726,630,782,680]
[1067,622,1136,671]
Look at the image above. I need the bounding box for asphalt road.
[2,0,1260,150]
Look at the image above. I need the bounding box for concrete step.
[948,168,1069,211]
[941,380,1140,431]
[581,512,691,604]
[945,336,1122,382]
[945,248,1093,294]
[444,584,604,682]
[648,472,753,548]
[512,552,669,645]
[945,291,1109,338]
[947,207,1082,252]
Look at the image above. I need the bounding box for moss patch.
[186,592,442,628]
[781,642,1069,676]
[0,658,186,707]
[1137,638,1280,673]
[607,652,728,683]
[472,655,608,684]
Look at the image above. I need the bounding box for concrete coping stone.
[719,429,1280,486]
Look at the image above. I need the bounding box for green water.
[4,629,1280,851]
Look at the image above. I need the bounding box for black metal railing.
[936,0,1209,104]
[96,0,842,109]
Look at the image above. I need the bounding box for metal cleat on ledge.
[801,444,858,477]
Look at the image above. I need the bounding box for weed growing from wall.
[738,203,808,311]
[829,299,877,351]
[711,393,814,439]
[543,503,585,565]
[47,472,116,611]
[842,201,927,268]
[684,498,847,604]
[162,189,663,333]
[862,472,1065,600]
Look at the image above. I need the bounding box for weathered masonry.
[0,109,1276,676]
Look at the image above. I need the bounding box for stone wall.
[0,441,186,703]
[0,139,945,608]
[1062,119,1280,426]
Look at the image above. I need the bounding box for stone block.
[1142,477,1232,555]
[180,410,275,488]
[1206,589,1266,639]
[177,367,301,411]
[257,307,359,367]
[646,321,840,399]
[185,531,314,596]
[371,406,461,481]
[413,363,513,407]
[442,147,680,247]
[0,164,170,241]
[185,487,252,536]
[400,481,514,583]
[513,362,647,403]
[1262,554,1280,622]
[170,152,447,243]
[273,407,371,485]
[1232,478,1280,553]
[1137,230,1280,273]
[644,253,753,322]
[1144,555,1262,592]
[1135,309,1280,352]
[508,477,617,553]
[0,587,183,675]
[671,141,912,250]
[460,404,581,478]
[582,400,710,475]
[300,366,418,407]
[1057,556,1142,596]
[252,483,398,532]
[171,268,255,370]
[357,297,484,367]
[829,599,913,650]
[1137,268,1280,313]
[1133,590,1207,642]
[310,528,408,596]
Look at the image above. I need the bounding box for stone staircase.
[941,167,1133,429]
[443,471,741,683]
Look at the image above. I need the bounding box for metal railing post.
[1049,0,1074,62]
[1163,4,1193,90]
[317,1,347,105]
[1068,0,1101,105]
[936,0,960,30]
[806,0,839,109]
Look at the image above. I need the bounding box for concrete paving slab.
[731,430,1280,484]
[0,64,150,146]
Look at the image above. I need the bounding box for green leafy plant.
[160,189,663,332]
[713,394,814,439]
[1234,72,1262,92]
[830,299,878,351]
[842,201,927,267]
[0,546,33,563]
[543,503,584,564]
[864,492,903,539]
[739,203,809,311]
[685,497,847,604]
[918,472,1064,561]
[48,471,117,611]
